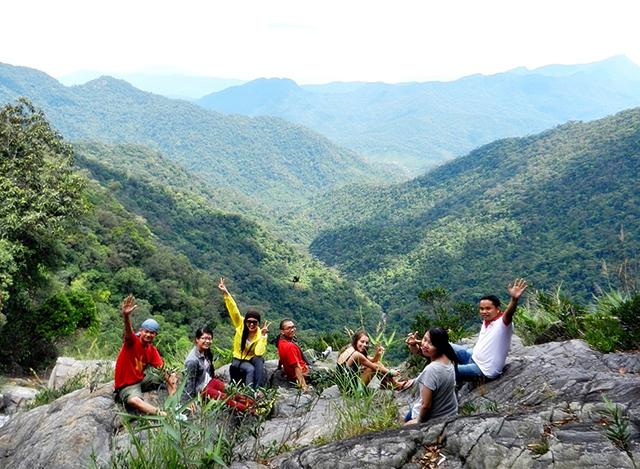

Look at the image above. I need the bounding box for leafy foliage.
[0,99,86,371]
[105,390,266,468]
[73,144,381,336]
[610,293,640,350]
[0,64,393,211]
[513,286,640,353]
[307,108,640,328]
[36,291,97,340]
[600,396,632,453]
[330,369,399,441]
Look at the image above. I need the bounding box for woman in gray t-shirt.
[405,327,458,424]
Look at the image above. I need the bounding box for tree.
[0,99,85,372]
[412,287,476,343]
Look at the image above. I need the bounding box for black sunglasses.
[246,319,259,325]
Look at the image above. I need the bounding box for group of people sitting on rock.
[113,275,528,424]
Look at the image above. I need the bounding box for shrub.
[600,396,631,453]
[612,293,640,350]
[515,287,585,345]
[582,311,623,353]
[36,291,98,341]
[102,382,277,468]
[330,368,399,441]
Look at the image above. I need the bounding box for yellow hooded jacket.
[224,293,267,360]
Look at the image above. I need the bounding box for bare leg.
[361,368,374,385]
[127,396,161,415]
[166,372,178,396]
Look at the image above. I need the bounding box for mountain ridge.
[304,107,640,321]
[0,62,394,211]
[197,56,640,174]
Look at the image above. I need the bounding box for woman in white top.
[405,327,458,424]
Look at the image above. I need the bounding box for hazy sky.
[3,0,640,84]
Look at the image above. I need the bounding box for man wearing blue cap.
[113,294,177,414]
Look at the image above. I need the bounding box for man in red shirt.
[276,319,310,392]
[114,294,177,415]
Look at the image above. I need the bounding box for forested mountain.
[0,101,381,371]
[198,56,640,174]
[73,144,381,332]
[0,63,393,210]
[74,142,264,218]
[305,108,640,325]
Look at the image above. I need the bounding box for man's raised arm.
[502,278,528,326]
[121,294,138,342]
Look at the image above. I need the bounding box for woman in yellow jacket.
[218,278,270,389]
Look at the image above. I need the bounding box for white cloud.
[2,0,639,83]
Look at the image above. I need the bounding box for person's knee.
[456,364,485,381]
[126,395,146,410]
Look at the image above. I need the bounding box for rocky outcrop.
[47,356,114,390]
[273,339,640,468]
[246,385,340,454]
[0,382,118,469]
[0,340,637,468]
[0,382,38,415]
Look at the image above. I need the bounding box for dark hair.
[240,310,262,352]
[480,295,501,308]
[351,330,370,357]
[274,318,294,348]
[279,318,294,330]
[194,326,215,376]
[427,327,458,370]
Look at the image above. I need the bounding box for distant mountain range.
[58,69,246,100]
[303,107,640,322]
[197,56,640,175]
[0,63,393,210]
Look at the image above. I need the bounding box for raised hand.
[218,277,229,294]
[261,320,271,335]
[508,278,528,299]
[121,294,138,317]
[405,331,420,347]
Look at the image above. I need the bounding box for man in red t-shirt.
[114,294,177,415]
[276,319,310,392]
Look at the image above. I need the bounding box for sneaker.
[321,346,333,360]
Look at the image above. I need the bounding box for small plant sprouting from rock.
[527,438,550,456]
[257,440,293,463]
[459,400,498,416]
[599,396,631,453]
[484,399,498,413]
[513,385,526,399]
[528,424,553,457]
[459,401,478,416]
